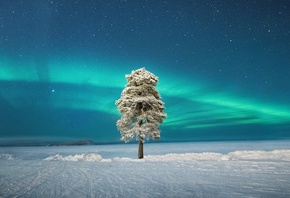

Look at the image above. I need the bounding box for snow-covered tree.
[116,68,167,159]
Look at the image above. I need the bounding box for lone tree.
[116,68,167,159]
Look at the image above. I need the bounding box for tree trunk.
[138,138,144,159]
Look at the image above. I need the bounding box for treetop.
[125,68,158,86]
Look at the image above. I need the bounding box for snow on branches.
[116,68,167,142]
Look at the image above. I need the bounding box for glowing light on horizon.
[1,55,290,130]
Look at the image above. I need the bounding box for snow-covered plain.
[1,141,290,198]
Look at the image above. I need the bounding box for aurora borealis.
[1,0,290,144]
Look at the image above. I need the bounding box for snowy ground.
[1,141,290,198]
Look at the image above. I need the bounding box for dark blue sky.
[0,0,290,144]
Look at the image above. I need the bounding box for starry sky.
[0,0,290,145]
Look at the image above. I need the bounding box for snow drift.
[43,149,290,162]
[44,153,102,162]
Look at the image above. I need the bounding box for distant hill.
[49,140,95,146]
[0,139,95,147]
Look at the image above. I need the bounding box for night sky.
[1,0,290,145]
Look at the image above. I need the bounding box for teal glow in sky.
[1,0,290,144]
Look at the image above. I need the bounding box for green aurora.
[1,56,290,134]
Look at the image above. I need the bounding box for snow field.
[1,141,290,197]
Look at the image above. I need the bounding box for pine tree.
[116,68,167,159]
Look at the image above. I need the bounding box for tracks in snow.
[1,159,290,197]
